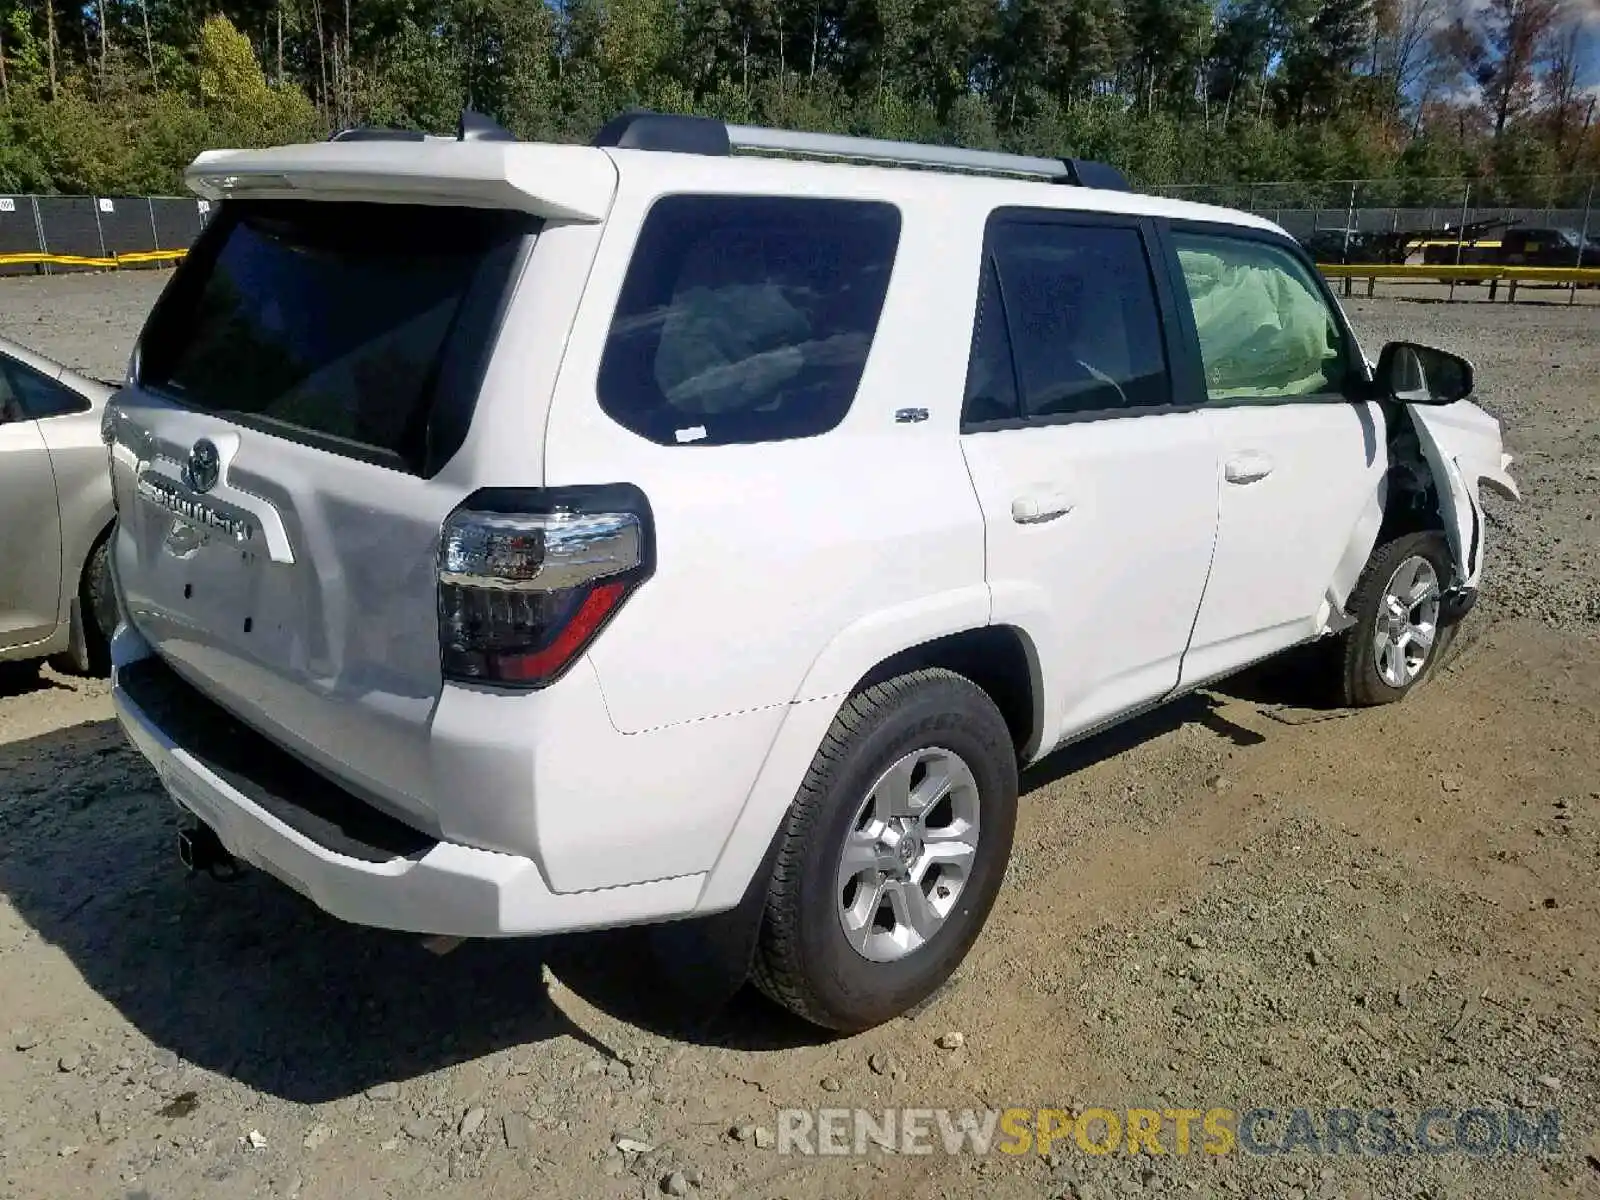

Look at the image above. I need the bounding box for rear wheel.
[1336,531,1455,706]
[752,669,1018,1031]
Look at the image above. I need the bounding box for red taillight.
[437,486,653,688]
[487,582,627,682]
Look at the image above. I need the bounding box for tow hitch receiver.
[178,824,241,881]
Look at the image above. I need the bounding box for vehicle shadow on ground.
[0,653,1334,1102]
[1207,641,1346,710]
[0,719,828,1105]
[1019,645,1343,793]
[1018,691,1256,795]
[0,661,73,699]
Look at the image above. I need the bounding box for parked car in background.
[1391,221,1600,283]
[1405,219,1510,267]
[1497,226,1600,269]
[104,111,1518,1033]
[1298,228,1411,265]
[0,336,118,675]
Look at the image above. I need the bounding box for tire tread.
[79,536,116,677]
[751,669,1010,1027]
[1337,530,1454,707]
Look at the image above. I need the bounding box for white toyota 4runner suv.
[104,111,1519,1032]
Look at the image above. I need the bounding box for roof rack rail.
[590,110,1129,190]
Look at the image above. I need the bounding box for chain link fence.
[1152,176,1598,262]
[0,194,215,276]
[3,178,1596,273]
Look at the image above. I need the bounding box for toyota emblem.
[183,438,221,494]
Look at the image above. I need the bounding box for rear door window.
[964,216,1172,423]
[597,195,901,446]
[136,200,535,474]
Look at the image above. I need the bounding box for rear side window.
[4,359,89,419]
[137,200,534,474]
[597,195,901,446]
[966,219,1171,423]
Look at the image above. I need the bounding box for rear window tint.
[962,259,1020,425]
[137,200,534,474]
[597,195,901,446]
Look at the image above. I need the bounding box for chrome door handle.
[1224,454,1274,485]
[1011,494,1074,524]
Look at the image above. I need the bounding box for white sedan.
[0,335,118,675]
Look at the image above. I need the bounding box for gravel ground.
[0,271,1597,1200]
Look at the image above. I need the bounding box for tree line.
[0,0,1596,204]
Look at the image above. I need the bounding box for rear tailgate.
[107,144,616,834]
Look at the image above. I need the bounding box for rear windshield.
[137,200,534,474]
[597,195,901,446]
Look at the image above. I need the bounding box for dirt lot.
[1,271,1597,1200]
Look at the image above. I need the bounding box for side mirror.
[1374,342,1474,406]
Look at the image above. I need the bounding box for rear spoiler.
[184,140,617,223]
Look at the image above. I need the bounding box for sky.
[1577,4,1600,94]
[1397,0,1600,104]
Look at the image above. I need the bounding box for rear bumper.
[111,645,708,938]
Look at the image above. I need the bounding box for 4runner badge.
[137,468,256,546]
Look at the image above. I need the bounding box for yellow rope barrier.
[0,249,188,268]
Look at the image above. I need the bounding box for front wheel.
[1336,531,1456,706]
[752,669,1018,1032]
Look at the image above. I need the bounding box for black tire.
[80,536,118,676]
[752,668,1018,1032]
[1337,530,1455,707]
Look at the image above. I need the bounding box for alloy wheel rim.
[1373,554,1442,688]
[835,747,981,963]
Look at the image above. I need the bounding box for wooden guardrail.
[1318,262,1600,302]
